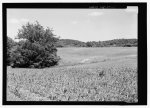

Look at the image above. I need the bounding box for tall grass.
[7,47,137,102]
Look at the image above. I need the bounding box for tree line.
[56,38,137,47]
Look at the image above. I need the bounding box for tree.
[7,36,16,65]
[10,21,60,68]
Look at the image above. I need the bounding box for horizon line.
[58,37,138,42]
[10,37,138,43]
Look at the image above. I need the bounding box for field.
[7,47,137,102]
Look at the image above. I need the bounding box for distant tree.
[85,39,137,47]
[86,42,93,47]
[10,21,60,68]
[56,39,87,47]
[55,38,137,47]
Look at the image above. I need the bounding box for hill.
[56,39,86,47]
[56,38,137,47]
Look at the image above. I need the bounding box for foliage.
[56,39,86,47]
[7,47,137,102]
[10,21,60,68]
[7,36,16,65]
[7,59,137,102]
[86,39,137,47]
[56,39,137,47]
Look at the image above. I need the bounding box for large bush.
[7,36,16,65]
[10,21,60,68]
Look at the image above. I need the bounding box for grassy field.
[7,47,137,102]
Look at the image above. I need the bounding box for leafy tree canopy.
[9,21,60,68]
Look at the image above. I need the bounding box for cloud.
[20,18,29,22]
[125,6,138,13]
[88,12,103,16]
[72,21,78,24]
[9,18,29,24]
[9,18,19,24]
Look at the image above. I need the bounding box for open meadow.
[7,47,137,102]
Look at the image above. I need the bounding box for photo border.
[2,2,147,105]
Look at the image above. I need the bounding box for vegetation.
[6,21,137,102]
[9,21,60,68]
[7,47,137,102]
[56,39,86,47]
[7,36,16,65]
[56,39,137,47]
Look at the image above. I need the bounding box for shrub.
[7,36,16,65]
[10,21,60,68]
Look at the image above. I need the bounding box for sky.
[7,6,138,42]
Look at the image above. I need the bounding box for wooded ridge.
[56,38,137,47]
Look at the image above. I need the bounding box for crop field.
[7,47,137,102]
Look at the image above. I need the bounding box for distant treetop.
[56,38,137,47]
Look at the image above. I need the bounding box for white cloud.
[125,6,138,13]
[88,12,103,16]
[9,18,20,24]
[9,18,29,24]
[20,18,29,22]
[72,21,78,24]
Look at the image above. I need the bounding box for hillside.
[7,47,137,102]
[56,39,137,47]
[56,39,86,47]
